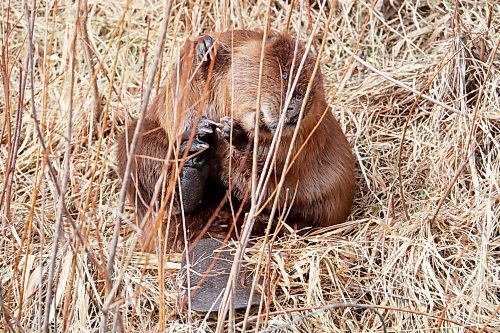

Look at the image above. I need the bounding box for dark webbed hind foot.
[178,116,217,213]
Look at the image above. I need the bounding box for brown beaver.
[211,30,356,230]
[116,29,356,250]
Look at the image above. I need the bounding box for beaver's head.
[227,32,323,137]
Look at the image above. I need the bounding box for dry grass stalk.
[0,0,498,332]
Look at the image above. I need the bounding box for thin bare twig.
[15,4,111,332]
[101,0,175,330]
[233,0,244,28]
[107,0,174,276]
[22,0,102,271]
[0,60,26,225]
[78,0,101,123]
[41,0,80,331]
[479,305,500,333]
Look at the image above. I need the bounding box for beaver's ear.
[266,34,279,43]
[264,32,293,57]
[265,31,282,46]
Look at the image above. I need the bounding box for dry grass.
[1,0,499,332]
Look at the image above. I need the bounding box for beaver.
[212,30,356,230]
[116,29,356,250]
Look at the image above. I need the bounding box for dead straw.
[0,0,498,332]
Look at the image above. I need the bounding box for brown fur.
[116,29,356,250]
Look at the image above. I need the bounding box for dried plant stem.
[1,59,26,225]
[0,0,14,155]
[0,17,16,224]
[233,0,244,28]
[0,283,25,332]
[332,25,495,220]
[41,0,80,330]
[22,0,104,280]
[79,0,126,276]
[78,0,101,123]
[107,0,174,274]
[479,304,500,333]
[15,149,42,323]
[101,0,174,330]
[61,251,77,332]
[141,16,151,106]
[215,2,273,331]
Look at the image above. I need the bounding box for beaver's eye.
[295,93,303,100]
[281,71,289,80]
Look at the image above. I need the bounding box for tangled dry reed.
[0,0,498,332]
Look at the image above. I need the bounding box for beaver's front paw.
[177,116,217,214]
[180,116,216,168]
[217,116,249,149]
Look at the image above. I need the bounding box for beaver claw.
[195,116,215,142]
